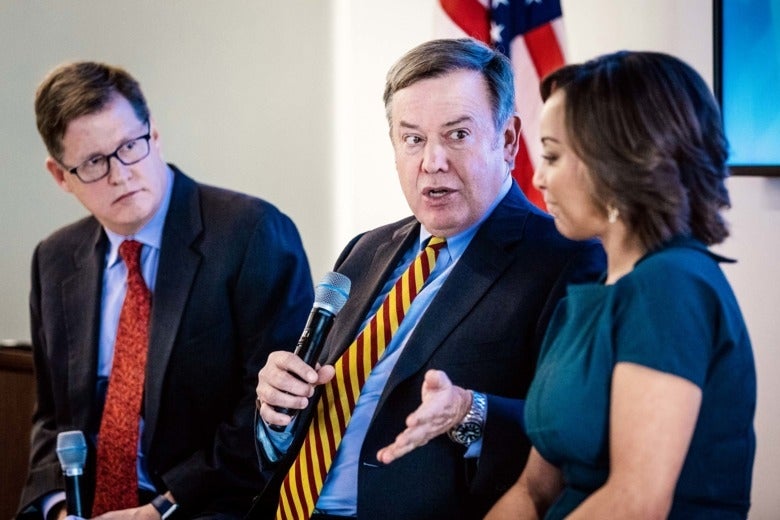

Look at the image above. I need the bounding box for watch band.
[447,390,487,447]
[151,495,179,519]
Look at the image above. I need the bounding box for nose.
[422,142,448,174]
[532,165,545,192]
[106,154,132,185]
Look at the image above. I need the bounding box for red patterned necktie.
[92,240,151,514]
[277,237,446,520]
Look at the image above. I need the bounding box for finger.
[270,350,320,384]
[376,439,411,464]
[258,354,317,403]
[257,384,314,410]
[377,430,426,464]
[259,400,296,428]
[316,364,336,385]
[421,369,450,395]
[425,368,447,386]
[377,444,401,464]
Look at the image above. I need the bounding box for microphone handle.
[295,307,336,367]
[269,308,335,432]
[64,474,83,517]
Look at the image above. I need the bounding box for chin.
[422,211,472,236]
[422,219,460,238]
[554,222,578,240]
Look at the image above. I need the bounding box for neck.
[600,222,646,285]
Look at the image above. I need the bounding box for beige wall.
[1,1,777,517]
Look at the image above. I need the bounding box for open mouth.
[425,187,452,198]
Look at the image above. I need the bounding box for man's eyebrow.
[398,115,474,131]
[442,115,473,128]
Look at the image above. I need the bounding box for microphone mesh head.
[56,430,87,474]
[313,271,351,315]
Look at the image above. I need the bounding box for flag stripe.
[524,23,565,78]
[509,33,548,210]
[439,0,490,42]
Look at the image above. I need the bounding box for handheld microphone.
[270,271,350,431]
[56,430,87,517]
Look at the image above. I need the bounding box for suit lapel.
[62,222,106,428]
[142,170,203,442]
[324,220,419,365]
[379,185,532,407]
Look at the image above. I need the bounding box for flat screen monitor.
[713,0,780,176]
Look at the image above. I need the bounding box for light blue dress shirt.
[258,174,511,516]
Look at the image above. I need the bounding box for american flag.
[435,0,567,210]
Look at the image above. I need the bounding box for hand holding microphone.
[56,430,87,518]
[258,271,350,432]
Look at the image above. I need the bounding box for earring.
[607,205,619,224]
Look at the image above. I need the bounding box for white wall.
[1,1,777,517]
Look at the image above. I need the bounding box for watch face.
[456,422,482,443]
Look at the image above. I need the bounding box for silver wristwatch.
[447,391,487,447]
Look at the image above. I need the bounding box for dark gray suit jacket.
[253,183,605,519]
[19,166,314,517]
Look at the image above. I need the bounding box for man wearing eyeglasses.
[16,61,314,519]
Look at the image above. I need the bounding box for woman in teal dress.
[487,51,755,519]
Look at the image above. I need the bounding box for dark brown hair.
[35,61,150,159]
[541,51,730,248]
[383,38,515,131]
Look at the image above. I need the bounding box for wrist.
[447,390,487,447]
[457,388,473,424]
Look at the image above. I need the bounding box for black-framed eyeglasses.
[62,120,152,183]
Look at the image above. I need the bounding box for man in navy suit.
[17,61,314,519]
[252,39,606,519]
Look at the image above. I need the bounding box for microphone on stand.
[56,430,87,518]
[269,271,350,431]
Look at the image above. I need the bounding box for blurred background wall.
[1,1,777,517]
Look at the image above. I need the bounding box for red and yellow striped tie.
[276,236,446,520]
